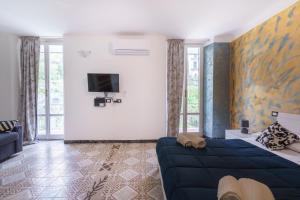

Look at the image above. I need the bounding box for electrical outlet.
[272,111,278,117]
[105,99,112,103]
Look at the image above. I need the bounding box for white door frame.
[181,43,204,133]
[38,39,64,140]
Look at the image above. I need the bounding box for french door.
[180,45,203,133]
[37,40,64,139]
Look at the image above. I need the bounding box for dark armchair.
[0,125,23,162]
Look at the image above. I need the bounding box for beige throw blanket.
[177,134,193,147]
[218,176,275,200]
[218,176,243,200]
[177,133,206,149]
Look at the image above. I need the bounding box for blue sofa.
[0,125,23,162]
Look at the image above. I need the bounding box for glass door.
[38,41,64,139]
[180,45,203,133]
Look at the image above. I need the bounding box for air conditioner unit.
[113,48,150,56]
[111,39,150,56]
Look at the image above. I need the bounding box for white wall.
[0,33,19,120]
[64,34,167,140]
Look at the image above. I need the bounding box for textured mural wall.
[230,1,300,131]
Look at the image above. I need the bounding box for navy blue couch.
[0,125,23,162]
[156,137,300,200]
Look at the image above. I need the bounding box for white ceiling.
[0,0,297,41]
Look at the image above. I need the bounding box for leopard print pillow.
[256,122,300,150]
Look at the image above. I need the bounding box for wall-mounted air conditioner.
[113,48,150,56]
[111,39,151,56]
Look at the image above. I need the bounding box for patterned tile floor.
[0,141,163,200]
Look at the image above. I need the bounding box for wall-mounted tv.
[87,73,119,92]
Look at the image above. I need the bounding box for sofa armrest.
[13,125,23,152]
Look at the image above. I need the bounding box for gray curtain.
[167,39,185,137]
[19,36,40,142]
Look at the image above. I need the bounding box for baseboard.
[64,139,158,144]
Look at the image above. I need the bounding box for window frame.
[38,38,64,140]
[180,43,204,134]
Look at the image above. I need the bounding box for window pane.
[40,45,44,53]
[38,48,46,115]
[180,96,184,114]
[179,114,183,133]
[50,116,64,135]
[187,115,199,132]
[187,47,200,114]
[38,116,46,135]
[49,45,64,115]
[49,45,63,53]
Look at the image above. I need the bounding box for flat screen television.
[87,73,119,92]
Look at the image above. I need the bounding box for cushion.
[277,113,300,138]
[256,122,299,150]
[287,142,300,153]
[0,120,18,133]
